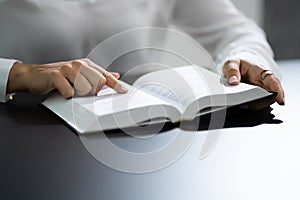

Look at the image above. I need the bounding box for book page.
[131,82,182,111]
[73,84,179,119]
[132,65,222,113]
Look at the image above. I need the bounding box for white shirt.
[0,0,280,102]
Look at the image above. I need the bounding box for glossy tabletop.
[0,60,299,200]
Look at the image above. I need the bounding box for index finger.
[102,71,128,94]
[83,59,128,94]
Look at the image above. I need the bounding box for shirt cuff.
[0,58,19,103]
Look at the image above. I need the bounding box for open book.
[42,65,273,134]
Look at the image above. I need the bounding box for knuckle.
[227,68,239,74]
[272,85,281,92]
[98,76,107,86]
[224,59,233,66]
[224,59,239,67]
[71,60,83,67]
[60,64,78,80]
[225,68,240,78]
[61,64,73,71]
[223,60,240,75]
[103,71,113,78]
[49,70,62,79]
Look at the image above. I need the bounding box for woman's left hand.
[222,59,285,106]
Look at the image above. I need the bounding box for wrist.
[7,62,32,93]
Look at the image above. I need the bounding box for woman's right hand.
[7,58,128,98]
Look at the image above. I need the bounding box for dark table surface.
[0,60,299,200]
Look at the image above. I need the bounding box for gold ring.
[260,70,274,81]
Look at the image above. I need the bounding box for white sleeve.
[172,0,281,78]
[0,58,18,103]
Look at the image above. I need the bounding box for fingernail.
[229,76,239,84]
[115,84,128,93]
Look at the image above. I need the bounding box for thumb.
[222,59,241,85]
